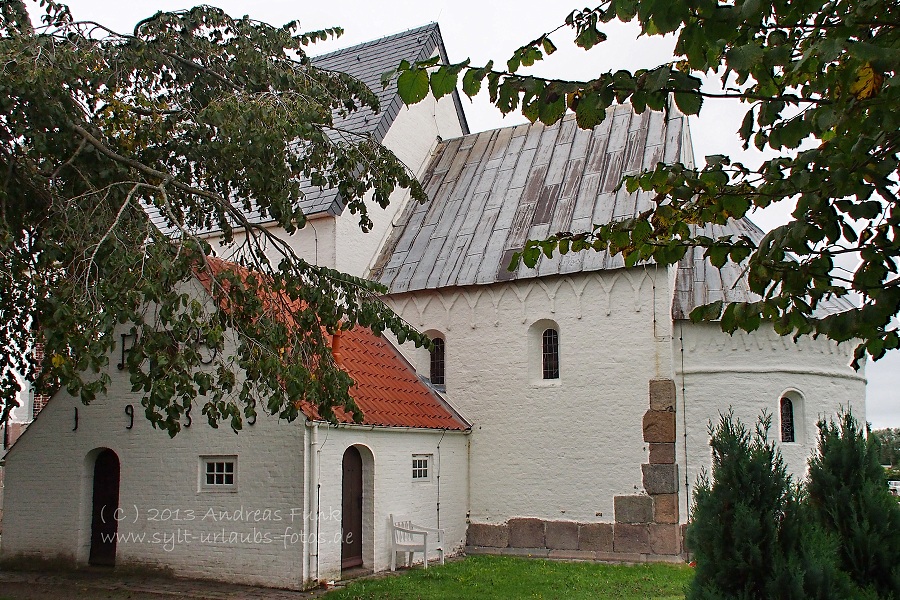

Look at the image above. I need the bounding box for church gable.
[147,23,468,234]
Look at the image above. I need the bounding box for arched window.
[430,338,445,386]
[542,328,559,380]
[780,397,795,442]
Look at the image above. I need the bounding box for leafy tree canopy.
[393,0,899,367]
[870,427,900,467]
[0,1,429,435]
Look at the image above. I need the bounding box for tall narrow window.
[430,338,445,386]
[542,328,559,380]
[780,397,795,442]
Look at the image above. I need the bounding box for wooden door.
[89,449,120,566]
[341,446,363,569]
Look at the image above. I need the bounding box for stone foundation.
[465,518,686,561]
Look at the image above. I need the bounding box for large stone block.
[643,410,676,443]
[643,463,679,495]
[653,494,679,524]
[508,518,545,549]
[467,523,509,548]
[648,443,675,464]
[649,523,681,555]
[545,520,579,550]
[614,495,653,524]
[649,379,676,412]
[613,523,650,554]
[578,523,613,552]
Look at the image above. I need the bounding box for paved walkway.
[0,568,346,599]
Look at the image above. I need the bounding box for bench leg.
[391,550,396,572]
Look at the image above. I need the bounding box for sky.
[29,0,900,427]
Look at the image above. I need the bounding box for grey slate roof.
[671,220,855,319]
[373,104,686,292]
[296,23,469,216]
[149,23,468,232]
[372,104,853,319]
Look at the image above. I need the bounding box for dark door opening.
[341,446,363,570]
[89,449,120,566]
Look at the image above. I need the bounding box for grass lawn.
[325,555,693,599]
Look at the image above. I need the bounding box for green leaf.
[575,26,607,51]
[541,36,557,56]
[674,91,702,115]
[645,66,670,92]
[430,66,458,100]
[725,44,764,72]
[690,300,723,323]
[739,109,755,142]
[462,68,484,97]
[380,68,397,89]
[575,91,607,129]
[538,93,567,125]
[397,68,429,104]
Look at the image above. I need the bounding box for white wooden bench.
[389,514,445,571]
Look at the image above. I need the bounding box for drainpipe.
[307,422,320,583]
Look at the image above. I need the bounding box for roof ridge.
[438,104,650,144]
[310,23,439,63]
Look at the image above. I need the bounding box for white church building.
[0,24,865,589]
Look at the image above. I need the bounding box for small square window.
[200,456,237,491]
[412,454,432,482]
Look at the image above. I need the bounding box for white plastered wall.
[309,425,468,581]
[1,288,312,589]
[674,321,866,521]
[338,87,467,278]
[208,85,465,279]
[385,266,675,526]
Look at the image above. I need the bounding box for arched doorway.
[341,446,363,570]
[89,449,120,566]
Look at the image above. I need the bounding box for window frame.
[412,454,432,482]
[780,397,795,443]
[429,337,445,388]
[541,328,560,380]
[199,455,238,492]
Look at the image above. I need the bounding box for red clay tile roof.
[302,327,468,430]
[197,257,468,431]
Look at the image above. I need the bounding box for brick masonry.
[508,518,545,549]
[642,411,676,443]
[467,523,509,548]
[466,517,684,559]
[578,523,613,552]
[648,443,675,464]
[648,379,676,412]
[613,495,653,524]
[642,464,679,495]
[653,494,679,524]
[545,520,579,551]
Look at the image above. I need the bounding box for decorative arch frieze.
[385,270,661,333]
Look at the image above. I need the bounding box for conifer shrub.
[685,411,849,600]
[807,411,900,598]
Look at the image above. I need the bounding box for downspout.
[306,422,320,584]
[436,429,446,528]
[301,421,310,584]
[679,322,690,521]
